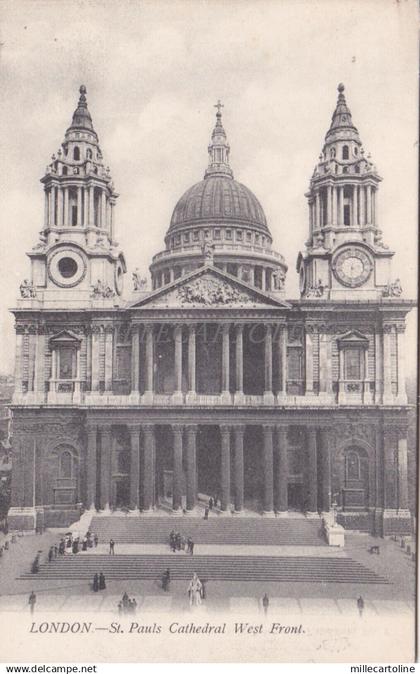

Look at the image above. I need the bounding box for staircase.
[89,516,325,546]
[19,554,388,584]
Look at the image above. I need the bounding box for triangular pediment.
[49,330,81,345]
[129,265,291,310]
[337,330,369,347]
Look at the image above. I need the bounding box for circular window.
[58,257,78,278]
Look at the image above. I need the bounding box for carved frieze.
[177,278,252,306]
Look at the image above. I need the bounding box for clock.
[332,247,373,288]
[48,248,86,288]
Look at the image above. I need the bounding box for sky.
[0,0,417,375]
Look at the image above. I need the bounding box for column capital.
[172,424,185,437]
[188,323,197,334]
[142,424,155,436]
[235,323,244,334]
[275,424,288,437]
[86,425,97,438]
[232,424,246,436]
[307,427,318,439]
[186,424,199,436]
[126,423,141,435]
[222,322,231,334]
[263,424,275,434]
[220,424,231,436]
[100,426,113,437]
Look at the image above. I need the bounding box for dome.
[169,175,270,236]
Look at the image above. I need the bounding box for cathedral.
[8,83,413,536]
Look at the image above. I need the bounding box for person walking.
[92,573,99,592]
[94,534,98,547]
[109,539,115,555]
[208,497,213,511]
[204,506,209,520]
[28,591,36,614]
[48,546,53,562]
[162,568,170,592]
[357,595,364,617]
[99,572,106,590]
[262,593,269,616]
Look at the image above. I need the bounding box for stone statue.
[91,279,115,299]
[132,268,148,291]
[201,240,215,265]
[19,279,36,299]
[313,232,325,249]
[306,279,325,298]
[383,278,402,298]
[272,269,286,290]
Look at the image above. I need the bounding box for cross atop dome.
[205,102,233,179]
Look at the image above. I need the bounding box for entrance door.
[114,477,130,508]
[287,483,303,511]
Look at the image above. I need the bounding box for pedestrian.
[31,553,40,574]
[72,538,78,554]
[187,573,202,607]
[93,573,99,592]
[201,579,207,600]
[169,530,176,552]
[162,568,170,592]
[357,596,364,617]
[130,598,137,615]
[118,601,123,616]
[208,497,213,510]
[54,545,58,558]
[28,591,36,614]
[48,546,53,562]
[204,506,209,520]
[109,539,115,555]
[99,572,106,590]
[262,593,269,616]
[82,537,87,552]
[4,540,9,551]
[94,534,98,547]
[122,591,129,610]
[175,532,181,551]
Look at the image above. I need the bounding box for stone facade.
[8,85,413,535]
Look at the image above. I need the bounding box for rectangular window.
[236,230,243,240]
[344,348,362,380]
[287,349,302,380]
[246,232,252,242]
[214,229,221,239]
[226,230,232,240]
[59,347,75,379]
[183,233,190,243]
[193,231,199,241]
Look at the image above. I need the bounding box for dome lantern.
[204,100,233,179]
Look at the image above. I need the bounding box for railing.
[152,243,285,263]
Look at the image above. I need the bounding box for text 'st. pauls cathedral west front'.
[8,84,414,535]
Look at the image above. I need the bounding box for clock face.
[332,247,373,288]
[48,248,86,288]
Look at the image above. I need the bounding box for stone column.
[383,324,393,403]
[186,425,197,511]
[33,327,46,396]
[130,325,140,395]
[187,325,196,399]
[145,325,154,397]
[352,185,358,226]
[44,190,49,228]
[234,324,244,403]
[49,186,56,227]
[332,186,338,225]
[173,325,183,402]
[143,425,155,511]
[128,425,140,510]
[101,190,107,229]
[397,435,409,511]
[64,187,69,227]
[327,186,332,225]
[319,428,331,511]
[221,323,231,402]
[57,188,63,227]
[86,426,97,509]
[91,327,101,392]
[84,187,89,227]
[264,324,274,403]
[100,427,112,510]
[172,425,183,511]
[315,191,320,228]
[89,185,95,227]
[233,425,245,512]
[383,427,397,509]
[104,326,113,391]
[360,184,366,226]
[306,428,318,514]
[277,325,287,398]
[275,426,288,513]
[220,425,231,512]
[396,324,407,402]
[372,188,376,225]
[305,327,314,394]
[366,184,372,225]
[14,327,24,395]
[77,187,83,226]
[263,425,274,514]
[338,185,343,226]
[27,329,36,393]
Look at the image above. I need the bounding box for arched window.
[86,148,92,160]
[62,166,68,176]
[342,145,349,160]
[73,146,80,161]
[60,450,73,478]
[345,451,360,480]
[330,147,336,158]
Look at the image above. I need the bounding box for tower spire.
[204,100,233,179]
[325,83,360,145]
[67,84,97,139]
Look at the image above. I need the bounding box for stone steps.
[19,554,389,584]
[89,516,325,546]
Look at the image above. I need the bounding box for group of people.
[57,531,99,555]
[169,530,194,554]
[118,592,137,615]
[92,572,107,592]
[203,495,220,519]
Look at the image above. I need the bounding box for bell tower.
[25,85,126,307]
[297,83,399,300]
